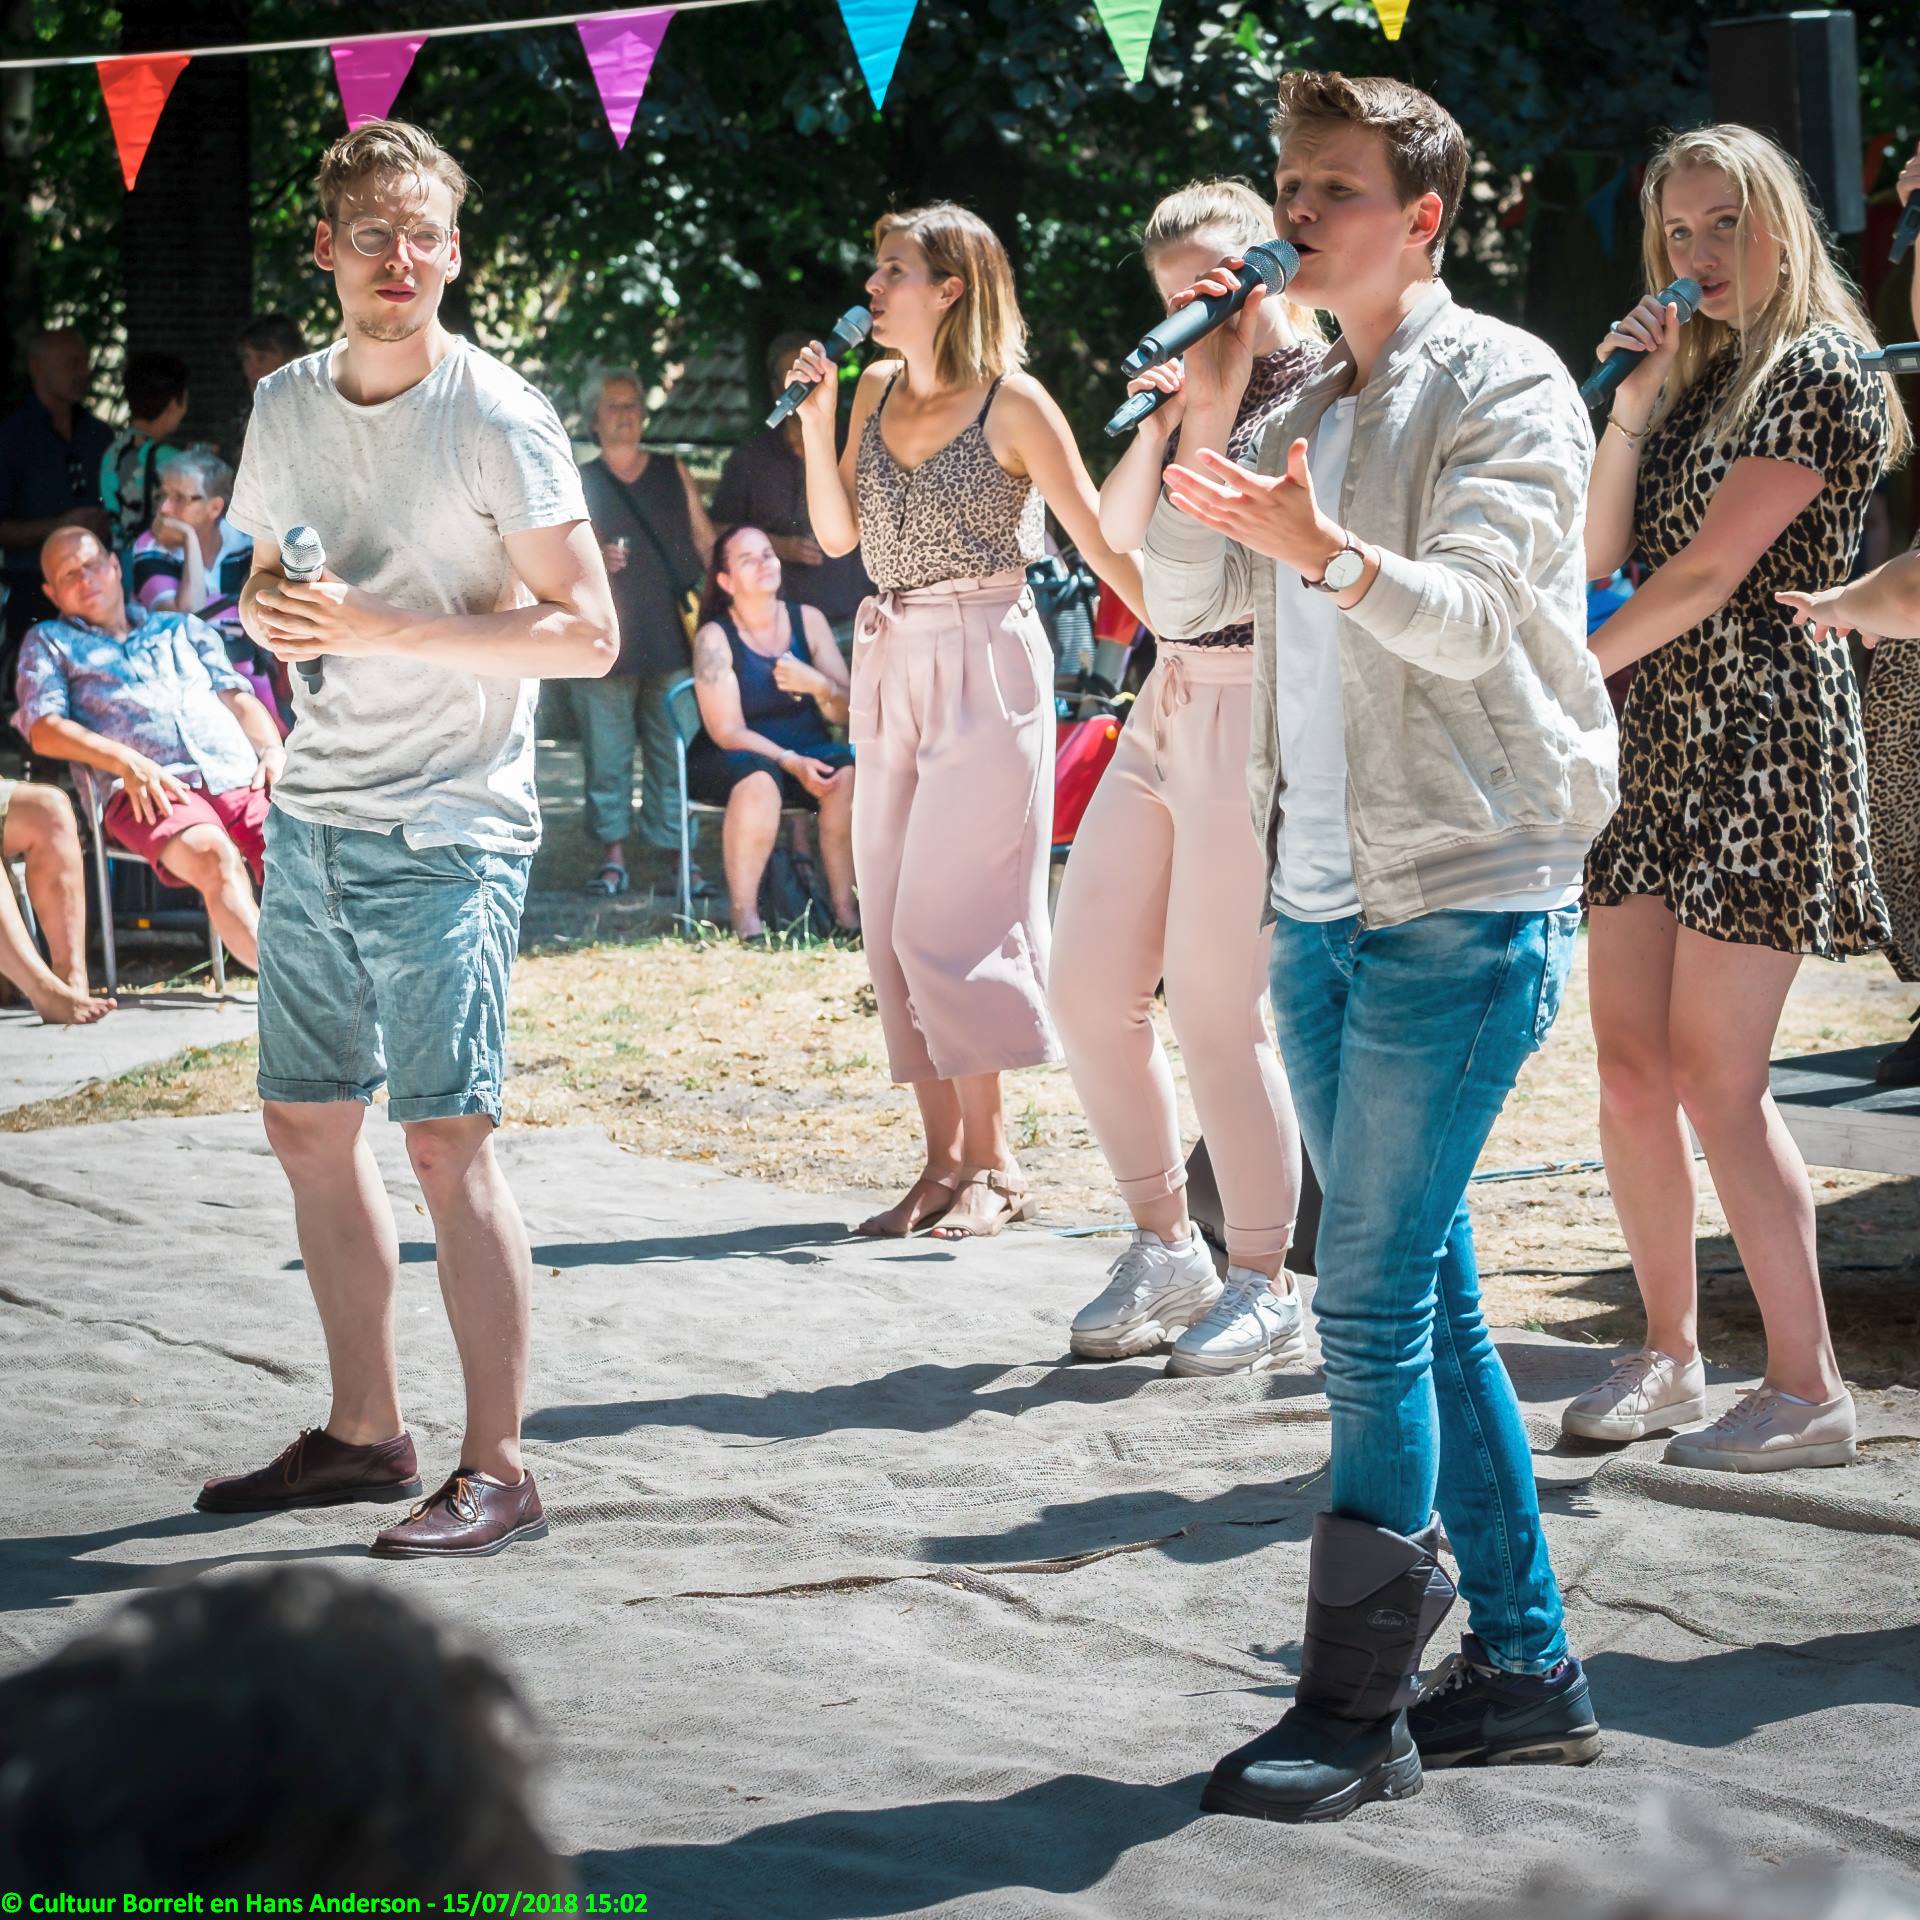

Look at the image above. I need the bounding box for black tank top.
[719,601,834,753]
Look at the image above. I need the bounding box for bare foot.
[928,1165,1029,1240]
[31,980,116,1025]
[856,1169,961,1238]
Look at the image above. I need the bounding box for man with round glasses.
[207,119,618,1560]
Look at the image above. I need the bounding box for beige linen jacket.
[1142,281,1620,928]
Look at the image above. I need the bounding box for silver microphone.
[280,525,326,692]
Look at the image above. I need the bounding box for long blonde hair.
[872,202,1026,389]
[1140,179,1322,344]
[1639,124,1908,460]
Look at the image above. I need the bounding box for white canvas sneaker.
[1165,1268,1308,1378]
[1561,1347,1707,1442]
[1662,1386,1857,1472]
[1068,1231,1223,1361]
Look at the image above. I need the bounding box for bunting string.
[1,0,1425,190]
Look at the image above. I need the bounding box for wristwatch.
[1305,532,1365,596]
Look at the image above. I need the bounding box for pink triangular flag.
[329,36,427,131]
[577,11,676,151]
[96,54,190,191]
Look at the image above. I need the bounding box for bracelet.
[1607,415,1646,444]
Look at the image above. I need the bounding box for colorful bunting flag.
[329,36,427,131]
[95,53,190,191]
[577,10,676,149]
[1371,0,1411,39]
[836,0,918,108]
[1093,0,1161,84]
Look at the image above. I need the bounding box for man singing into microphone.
[199,120,616,1558]
[1144,72,1617,1818]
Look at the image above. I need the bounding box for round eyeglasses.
[343,217,452,262]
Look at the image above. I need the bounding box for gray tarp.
[2,1111,1917,1916]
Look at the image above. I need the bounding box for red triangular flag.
[96,54,191,191]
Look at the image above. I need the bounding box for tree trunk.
[0,0,38,405]
[121,2,252,455]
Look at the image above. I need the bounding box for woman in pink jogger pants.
[786,203,1147,1239]
[1053,182,1321,1375]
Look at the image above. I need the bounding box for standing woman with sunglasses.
[786,202,1146,1239]
[1568,125,1905,1470]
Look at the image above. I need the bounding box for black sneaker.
[1408,1634,1602,1768]
[1875,1014,1920,1088]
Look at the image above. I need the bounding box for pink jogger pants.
[1050,644,1302,1264]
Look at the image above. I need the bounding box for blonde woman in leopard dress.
[1567,124,1905,1472]
[785,202,1146,1239]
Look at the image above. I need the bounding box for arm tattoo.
[692,629,732,688]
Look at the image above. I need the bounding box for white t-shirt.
[1271,396,1583,922]
[228,335,588,853]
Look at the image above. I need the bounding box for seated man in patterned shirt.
[15,527,285,971]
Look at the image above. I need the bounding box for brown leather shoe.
[196,1427,422,1514]
[369,1468,547,1559]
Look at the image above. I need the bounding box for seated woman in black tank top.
[688,524,859,939]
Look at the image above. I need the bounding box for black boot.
[1201,1511,1457,1823]
[1875,1009,1920,1088]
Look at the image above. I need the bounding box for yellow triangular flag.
[1371,0,1410,38]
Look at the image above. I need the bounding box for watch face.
[1324,545,1364,590]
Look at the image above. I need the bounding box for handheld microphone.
[1105,377,1178,440]
[280,525,326,693]
[1860,341,1920,376]
[1578,277,1703,408]
[766,308,872,428]
[1892,199,1920,267]
[1120,240,1300,379]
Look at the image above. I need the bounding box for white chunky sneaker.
[1662,1386,1857,1473]
[1165,1268,1308,1378]
[1068,1231,1223,1361]
[1560,1347,1707,1442]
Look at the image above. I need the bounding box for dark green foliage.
[6,0,1915,456]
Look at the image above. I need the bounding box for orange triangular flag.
[96,54,191,190]
[1371,0,1410,38]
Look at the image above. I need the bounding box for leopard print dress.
[1585,326,1893,958]
[1863,524,1920,980]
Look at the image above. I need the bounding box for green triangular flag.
[1093,0,1161,83]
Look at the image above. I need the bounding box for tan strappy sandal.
[855,1168,962,1239]
[928,1166,1030,1240]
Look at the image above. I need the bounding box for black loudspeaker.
[1709,11,1865,236]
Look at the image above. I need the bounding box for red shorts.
[103,782,270,889]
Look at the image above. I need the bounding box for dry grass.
[9,921,1920,1384]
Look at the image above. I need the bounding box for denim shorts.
[256,809,531,1124]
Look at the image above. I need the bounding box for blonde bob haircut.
[1638,123,1908,460]
[1139,178,1323,345]
[872,202,1026,388]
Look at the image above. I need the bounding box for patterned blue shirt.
[13,606,259,795]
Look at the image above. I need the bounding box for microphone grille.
[281,525,325,574]
[1245,239,1299,295]
[831,307,874,350]
[1667,277,1704,323]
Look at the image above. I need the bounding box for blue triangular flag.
[837,0,918,107]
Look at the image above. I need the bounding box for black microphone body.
[766,307,872,428]
[1105,381,1179,439]
[1891,199,1920,267]
[1577,277,1703,408]
[1120,240,1300,379]
[281,525,326,693]
[1861,341,1920,376]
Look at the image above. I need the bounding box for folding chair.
[71,764,225,995]
[662,673,815,932]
